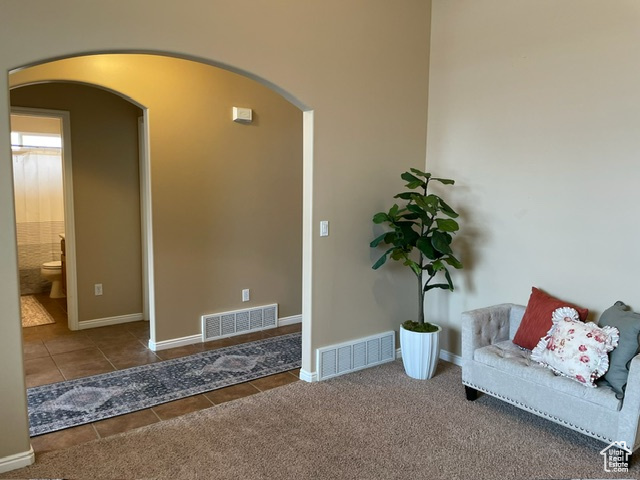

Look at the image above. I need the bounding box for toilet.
[41,261,65,298]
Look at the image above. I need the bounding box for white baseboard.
[299,369,316,382]
[278,314,302,326]
[439,349,462,366]
[248,347,461,384]
[149,333,201,352]
[0,447,34,474]
[152,314,302,351]
[78,313,144,330]
[396,347,462,367]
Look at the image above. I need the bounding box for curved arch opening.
[9,50,310,111]
[8,52,313,385]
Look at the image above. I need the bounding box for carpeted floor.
[4,360,637,480]
[20,295,55,327]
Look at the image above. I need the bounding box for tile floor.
[22,293,301,454]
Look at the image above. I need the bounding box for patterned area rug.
[28,332,301,436]
[21,295,55,327]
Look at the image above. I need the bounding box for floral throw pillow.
[531,307,619,387]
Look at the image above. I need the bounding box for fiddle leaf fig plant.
[371,168,463,332]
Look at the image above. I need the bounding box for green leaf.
[409,168,431,179]
[390,248,408,261]
[420,194,439,208]
[424,283,451,292]
[401,172,425,190]
[394,192,415,200]
[396,222,420,245]
[432,177,455,185]
[444,269,454,290]
[401,172,422,184]
[403,258,421,276]
[438,198,459,218]
[406,204,429,221]
[372,212,389,224]
[435,218,459,232]
[385,232,399,244]
[416,237,436,259]
[389,204,399,218]
[405,204,423,214]
[372,247,395,269]
[431,231,452,254]
[444,255,463,269]
[414,196,437,215]
[370,232,388,248]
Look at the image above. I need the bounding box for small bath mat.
[21,295,55,327]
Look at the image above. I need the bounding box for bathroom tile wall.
[16,220,64,294]
[13,147,65,294]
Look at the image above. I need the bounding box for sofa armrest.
[618,354,640,452]
[461,303,518,362]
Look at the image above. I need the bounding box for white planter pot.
[399,324,441,380]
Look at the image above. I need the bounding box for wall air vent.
[316,331,395,381]
[202,304,278,342]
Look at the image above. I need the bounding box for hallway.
[22,293,301,453]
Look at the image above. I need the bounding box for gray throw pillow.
[599,301,640,398]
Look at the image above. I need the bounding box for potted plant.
[370,168,463,379]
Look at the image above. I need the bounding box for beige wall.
[0,0,431,465]
[11,83,144,322]
[426,0,640,355]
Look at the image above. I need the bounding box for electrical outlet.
[242,289,250,302]
[94,283,103,296]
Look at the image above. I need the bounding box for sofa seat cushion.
[474,340,622,411]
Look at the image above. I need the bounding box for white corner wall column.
[300,109,314,381]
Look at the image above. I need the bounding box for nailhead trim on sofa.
[462,380,613,443]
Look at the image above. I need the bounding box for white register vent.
[202,304,278,342]
[316,331,395,381]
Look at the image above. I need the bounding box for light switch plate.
[320,220,329,237]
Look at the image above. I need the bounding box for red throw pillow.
[512,287,589,350]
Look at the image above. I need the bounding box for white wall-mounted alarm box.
[232,107,253,123]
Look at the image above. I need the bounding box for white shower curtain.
[13,148,65,292]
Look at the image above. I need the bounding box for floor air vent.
[316,331,395,381]
[202,304,278,342]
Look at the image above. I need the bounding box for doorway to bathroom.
[10,108,76,329]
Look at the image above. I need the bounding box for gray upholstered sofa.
[462,303,640,454]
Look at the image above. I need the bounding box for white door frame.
[10,106,79,329]
[138,113,155,338]
[10,106,154,332]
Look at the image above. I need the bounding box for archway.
[9,53,311,369]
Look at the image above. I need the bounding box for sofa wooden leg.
[465,386,478,401]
